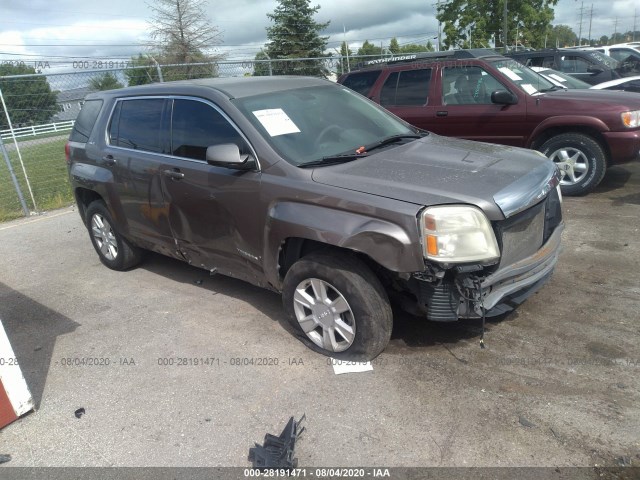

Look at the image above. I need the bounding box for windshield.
[232,85,415,166]
[588,51,619,69]
[490,59,556,94]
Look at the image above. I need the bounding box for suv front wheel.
[538,133,607,196]
[282,251,393,361]
[85,200,143,271]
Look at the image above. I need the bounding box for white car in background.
[576,44,640,77]
[590,76,640,93]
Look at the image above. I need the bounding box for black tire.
[538,133,607,196]
[85,200,142,271]
[282,251,393,361]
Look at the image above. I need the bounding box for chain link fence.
[0,54,381,221]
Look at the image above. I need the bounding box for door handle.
[163,169,185,180]
[102,155,116,166]
[436,111,448,117]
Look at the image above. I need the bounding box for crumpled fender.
[263,201,424,289]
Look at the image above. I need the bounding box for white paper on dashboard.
[252,108,301,137]
[549,74,566,83]
[521,83,538,95]
[498,67,522,81]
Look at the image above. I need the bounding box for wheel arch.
[74,188,104,225]
[264,202,424,291]
[529,124,611,166]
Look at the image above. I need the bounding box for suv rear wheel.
[85,200,142,271]
[538,133,606,196]
[282,251,393,361]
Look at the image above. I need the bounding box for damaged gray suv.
[67,77,563,360]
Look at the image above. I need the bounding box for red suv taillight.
[65,142,70,164]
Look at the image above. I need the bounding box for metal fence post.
[0,86,37,212]
[0,135,29,217]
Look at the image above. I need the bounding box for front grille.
[495,187,562,268]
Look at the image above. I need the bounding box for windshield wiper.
[298,153,367,168]
[538,85,565,93]
[363,134,423,153]
[298,133,424,168]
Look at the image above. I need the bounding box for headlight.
[621,110,640,128]
[420,205,500,263]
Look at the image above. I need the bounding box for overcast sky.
[1,0,638,68]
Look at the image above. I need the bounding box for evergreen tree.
[253,51,272,76]
[389,38,401,54]
[264,0,330,77]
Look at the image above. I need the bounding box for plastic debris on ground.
[249,415,305,469]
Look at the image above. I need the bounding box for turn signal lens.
[621,110,640,128]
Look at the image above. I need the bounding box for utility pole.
[343,24,350,73]
[633,9,637,42]
[503,0,508,50]
[577,0,585,46]
[435,0,442,52]
[587,4,593,46]
[613,17,618,44]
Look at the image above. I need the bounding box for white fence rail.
[1,120,75,141]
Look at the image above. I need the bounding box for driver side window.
[171,99,248,161]
[443,67,503,105]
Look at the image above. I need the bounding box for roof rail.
[358,48,502,69]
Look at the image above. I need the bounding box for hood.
[544,88,640,108]
[311,134,559,221]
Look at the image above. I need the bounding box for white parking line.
[0,209,74,231]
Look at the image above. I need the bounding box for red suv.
[338,49,640,195]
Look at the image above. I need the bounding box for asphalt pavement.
[0,163,638,470]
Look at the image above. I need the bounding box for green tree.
[264,0,330,77]
[389,38,401,54]
[0,64,57,128]
[89,72,124,91]
[148,0,224,80]
[398,42,434,53]
[125,54,162,86]
[253,50,272,76]
[437,0,558,49]
[357,40,382,56]
[549,24,576,47]
[336,41,356,75]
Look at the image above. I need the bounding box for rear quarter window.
[341,71,381,96]
[69,99,103,142]
[108,98,166,153]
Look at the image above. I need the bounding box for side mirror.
[587,65,604,75]
[206,143,253,169]
[491,90,518,105]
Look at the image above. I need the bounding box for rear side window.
[109,98,165,153]
[380,69,431,106]
[559,56,591,73]
[69,99,102,142]
[171,99,247,161]
[341,71,381,96]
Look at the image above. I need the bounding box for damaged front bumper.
[410,221,564,321]
[460,222,564,317]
